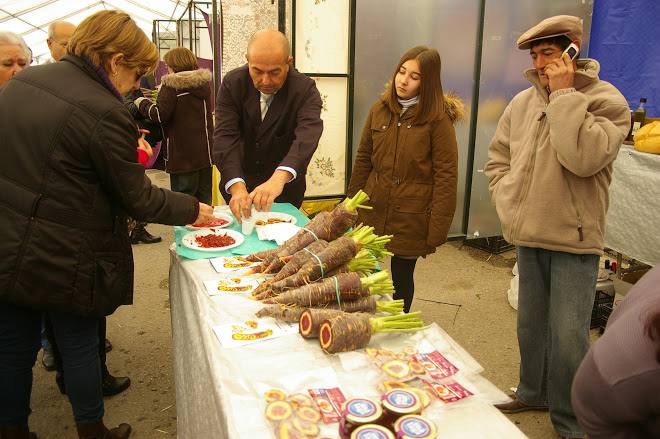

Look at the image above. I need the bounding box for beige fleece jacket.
[484,59,630,255]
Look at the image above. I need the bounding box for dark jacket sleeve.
[278,81,323,174]
[427,116,458,248]
[347,107,374,197]
[89,107,198,225]
[138,85,176,125]
[213,77,246,186]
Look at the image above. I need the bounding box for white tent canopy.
[0,0,189,64]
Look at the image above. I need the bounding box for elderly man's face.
[247,48,291,95]
[0,44,28,88]
[47,23,76,61]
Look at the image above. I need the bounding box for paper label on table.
[424,379,473,403]
[212,319,297,348]
[413,351,459,379]
[308,388,346,424]
[209,256,259,274]
[203,278,261,297]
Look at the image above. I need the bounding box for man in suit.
[213,29,323,221]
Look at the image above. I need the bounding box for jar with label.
[339,397,384,439]
[380,389,423,428]
[350,424,395,439]
[394,414,437,439]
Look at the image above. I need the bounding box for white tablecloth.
[168,249,527,438]
[605,145,660,266]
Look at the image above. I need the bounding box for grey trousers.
[515,246,598,438]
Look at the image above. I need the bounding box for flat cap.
[517,15,582,50]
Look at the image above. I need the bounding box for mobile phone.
[562,43,579,60]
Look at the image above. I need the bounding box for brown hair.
[382,46,444,125]
[646,309,660,363]
[67,10,158,76]
[164,47,198,73]
[530,35,574,52]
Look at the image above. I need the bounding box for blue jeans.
[170,167,212,205]
[515,246,598,438]
[40,316,51,351]
[0,301,103,424]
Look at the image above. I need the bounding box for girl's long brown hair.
[382,45,444,125]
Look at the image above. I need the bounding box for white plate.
[253,212,297,227]
[181,229,244,252]
[186,212,233,230]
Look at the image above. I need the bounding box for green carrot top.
[369,311,429,333]
[342,190,373,213]
[346,224,393,259]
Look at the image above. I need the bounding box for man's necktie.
[260,94,272,121]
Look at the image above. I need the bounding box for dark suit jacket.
[213,65,323,207]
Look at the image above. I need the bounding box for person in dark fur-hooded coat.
[136,47,213,203]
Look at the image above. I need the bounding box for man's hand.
[228,182,252,223]
[194,203,214,225]
[249,170,291,212]
[545,52,575,93]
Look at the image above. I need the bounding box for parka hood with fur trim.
[161,69,212,99]
[443,93,465,124]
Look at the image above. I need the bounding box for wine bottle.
[631,97,647,138]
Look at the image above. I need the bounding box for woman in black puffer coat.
[0,11,213,439]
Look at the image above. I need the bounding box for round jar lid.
[344,397,383,424]
[394,414,437,439]
[381,389,421,415]
[351,424,395,439]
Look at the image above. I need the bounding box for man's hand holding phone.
[545,43,579,93]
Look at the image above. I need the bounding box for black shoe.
[0,424,39,439]
[102,373,131,397]
[56,372,131,397]
[130,226,161,244]
[76,421,131,439]
[42,348,56,372]
[494,394,549,413]
[104,338,113,353]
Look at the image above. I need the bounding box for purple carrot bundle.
[270,225,388,292]
[247,190,372,273]
[256,297,404,323]
[319,312,427,354]
[263,271,394,307]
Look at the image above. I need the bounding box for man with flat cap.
[485,15,630,438]
[213,29,323,222]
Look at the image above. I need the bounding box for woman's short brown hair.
[163,47,198,73]
[67,10,158,76]
[382,46,444,125]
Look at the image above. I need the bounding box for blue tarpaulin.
[589,0,660,116]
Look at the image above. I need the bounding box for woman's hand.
[137,135,153,158]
